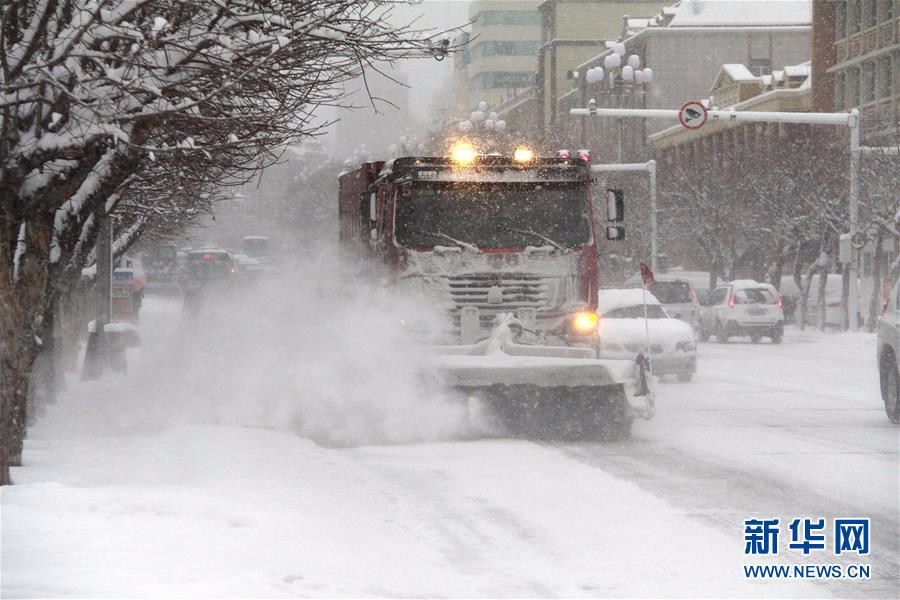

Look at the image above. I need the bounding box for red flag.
[640,261,655,285]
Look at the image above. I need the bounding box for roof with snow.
[668,0,811,28]
[784,64,811,78]
[722,64,757,82]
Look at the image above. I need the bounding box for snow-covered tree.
[0,0,451,484]
[858,140,900,331]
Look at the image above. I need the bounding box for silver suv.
[699,280,785,344]
[626,276,701,333]
[877,280,900,423]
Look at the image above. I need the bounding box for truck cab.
[341,146,601,346]
[338,144,652,439]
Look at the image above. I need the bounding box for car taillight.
[728,296,735,309]
[776,296,783,308]
[690,285,698,302]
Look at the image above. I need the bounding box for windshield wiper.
[411,230,480,253]
[506,227,570,253]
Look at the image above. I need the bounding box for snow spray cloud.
[142,247,470,446]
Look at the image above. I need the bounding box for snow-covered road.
[2,294,898,598]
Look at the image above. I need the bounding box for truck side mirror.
[606,225,625,241]
[607,189,624,222]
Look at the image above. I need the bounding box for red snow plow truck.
[338,142,651,439]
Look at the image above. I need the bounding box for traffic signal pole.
[592,161,658,271]
[572,105,861,331]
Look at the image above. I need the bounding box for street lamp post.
[581,45,654,162]
[457,99,508,142]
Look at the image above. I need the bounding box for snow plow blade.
[429,316,653,440]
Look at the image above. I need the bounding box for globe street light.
[583,47,654,162]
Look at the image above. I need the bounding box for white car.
[598,289,697,382]
[700,280,785,344]
[779,273,843,328]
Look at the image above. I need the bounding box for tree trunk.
[1,214,55,484]
[793,242,806,330]
[816,251,830,332]
[0,319,40,484]
[771,257,783,291]
[708,260,720,294]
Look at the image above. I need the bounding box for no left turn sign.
[678,101,708,130]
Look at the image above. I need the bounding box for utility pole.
[848,111,860,331]
[571,105,862,330]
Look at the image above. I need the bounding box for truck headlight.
[450,141,477,165]
[513,146,535,163]
[571,311,599,334]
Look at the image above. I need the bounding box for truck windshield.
[394,182,591,249]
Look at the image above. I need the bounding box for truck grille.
[443,273,560,329]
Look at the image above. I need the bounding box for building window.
[748,58,771,76]
[836,1,847,39]
[848,67,860,106]
[883,0,894,20]
[476,41,539,58]
[896,50,900,97]
[473,11,541,27]
[835,72,847,110]
[866,0,878,27]
[455,32,471,70]
[475,71,534,90]
[879,56,893,99]
[863,62,876,103]
[850,0,862,33]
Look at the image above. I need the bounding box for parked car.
[778,274,843,328]
[625,275,702,333]
[700,280,785,344]
[629,269,715,303]
[877,280,900,424]
[598,289,697,382]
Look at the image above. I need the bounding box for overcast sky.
[391,1,471,119]
[314,1,471,153]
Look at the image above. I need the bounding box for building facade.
[556,0,811,161]
[825,0,899,142]
[453,0,542,114]
[535,0,668,140]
